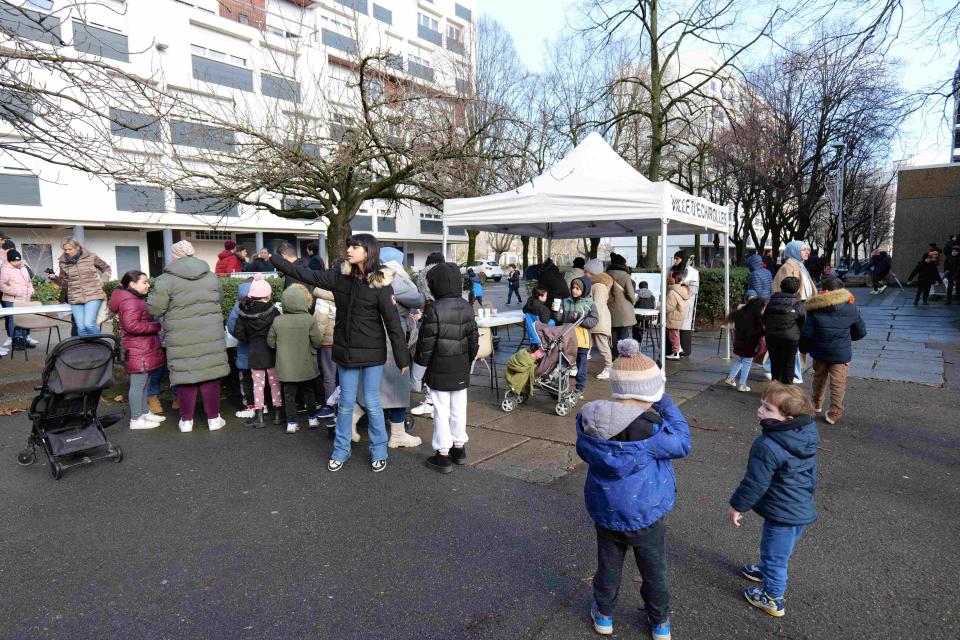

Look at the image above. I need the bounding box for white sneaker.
[723,377,737,387]
[178,419,194,433]
[1,338,10,348]
[235,407,255,418]
[130,417,159,430]
[879,285,887,293]
[793,377,803,384]
[569,367,578,377]
[596,368,610,380]
[410,401,434,417]
[207,416,226,431]
[665,353,681,360]
[0,347,8,357]
[142,412,166,423]
[286,421,299,434]
[307,416,320,428]
[26,336,39,346]
[764,372,772,380]
[737,384,751,392]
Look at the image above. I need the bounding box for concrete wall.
[892,164,960,278]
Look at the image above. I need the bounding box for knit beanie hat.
[171,240,195,260]
[584,258,604,275]
[224,239,237,251]
[6,249,21,262]
[248,273,272,298]
[610,339,664,402]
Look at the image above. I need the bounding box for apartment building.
[0,0,473,276]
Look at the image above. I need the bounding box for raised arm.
[649,393,691,459]
[270,255,336,290]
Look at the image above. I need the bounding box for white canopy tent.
[442,132,732,372]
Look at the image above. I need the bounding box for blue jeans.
[763,351,802,382]
[727,356,753,385]
[575,347,589,391]
[2,300,29,339]
[70,300,102,336]
[148,366,171,397]
[387,407,406,424]
[759,520,806,598]
[333,364,386,462]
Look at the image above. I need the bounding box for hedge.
[696,267,749,327]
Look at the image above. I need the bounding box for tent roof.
[442,132,729,238]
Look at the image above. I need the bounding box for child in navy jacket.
[576,339,691,639]
[728,382,819,618]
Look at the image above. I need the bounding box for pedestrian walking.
[234,275,283,429]
[575,340,691,639]
[506,263,523,305]
[944,246,960,305]
[868,249,891,294]
[268,284,323,433]
[664,271,690,360]
[585,259,614,379]
[467,267,484,306]
[762,277,806,385]
[48,237,111,336]
[799,276,866,424]
[724,291,767,392]
[554,276,599,398]
[728,382,819,618]
[108,270,166,430]
[269,233,410,473]
[907,250,943,306]
[148,240,230,433]
[414,262,479,473]
[0,248,36,351]
[606,253,637,351]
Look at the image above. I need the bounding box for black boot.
[449,445,467,466]
[273,406,284,426]
[244,409,266,428]
[426,452,453,474]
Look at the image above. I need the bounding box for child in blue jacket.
[728,382,819,618]
[575,339,691,640]
[466,268,483,305]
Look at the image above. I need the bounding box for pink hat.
[248,274,272,298]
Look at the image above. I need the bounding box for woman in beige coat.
[665,272,691,359]
[584,259,614,379]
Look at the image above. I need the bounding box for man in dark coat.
[907,250,943,306]
[868,249,891,294]
[798,277,866,424]
[537,258,570,310]
[245,248,274,273]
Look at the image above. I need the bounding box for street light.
[833,143,846,268]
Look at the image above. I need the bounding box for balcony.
[417,24,442,46]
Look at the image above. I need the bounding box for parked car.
[459,260,503,281]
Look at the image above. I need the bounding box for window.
[335,0,368,12]
[192,55,253,92]
[352,212,373,231]
[377,210,396,232]
[191,45,246,67]
[0,90,34,123]
[110,108,162,142]
[174,189,238,217]
[217,0,264,29]
[261,73,301,102]
[115,246,141,274]
[266,24,300,38]
[383,53,403,70]
[321,28,356,54]
[194,230,234,241]
[455,3,472,23]
[455,78,470,94]
[446,24,465,55]
[0,174,41,206]
[170,120,235,151]
[0,2,61,45]
[73,21,129,62]
[115,184,165,212]
[407,55,434,82]
[417,13,441,45]
[372,3,391,25]
[418,13,439,31]
[25,1,54,10]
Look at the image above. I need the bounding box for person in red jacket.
[109,270,167,430]
[214,240,247,276]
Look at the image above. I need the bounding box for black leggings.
[593,520,670,624]
[283,380,316,422]
[914,282,933,304]
[767,339,798,385]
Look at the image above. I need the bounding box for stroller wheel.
[517,393,529,404]
[16,449,35,466]
[555,401,571,417]
[49,461,63,480]
[501,395,517,413]
[404,414,415,432]
[112,446,123,463]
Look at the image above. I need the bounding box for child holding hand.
[728,382,819,618]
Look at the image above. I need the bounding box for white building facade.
[0,0,473,276]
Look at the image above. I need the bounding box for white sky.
[479,0,958,168]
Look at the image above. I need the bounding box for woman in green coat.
[148,240,230,433]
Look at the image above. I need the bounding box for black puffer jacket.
[415,263,479,391]
[538,259,569,308]
[233,299,280,370]
[270,256,410,368]
[762,292,806,343]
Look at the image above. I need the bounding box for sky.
[478,0,958,169]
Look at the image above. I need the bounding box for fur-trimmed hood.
[339,260,396,289]
[805,288,854,311]
[587,271,615,289]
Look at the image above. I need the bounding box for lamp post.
[833,143,846,267]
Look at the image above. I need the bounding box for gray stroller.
[501,317,584,417]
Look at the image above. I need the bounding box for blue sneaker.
[744,586,785,617]
[316,404,336,419]
[590,603,613,635]
[652,618,671,640]
[741,563,763,582]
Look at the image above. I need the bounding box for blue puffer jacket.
[226,280,252,369]
[729,415,819,526]
[746,254,773,299]
[798,288,867,364]
[575,393,691,531]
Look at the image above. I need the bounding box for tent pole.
[660,218,668,377]
[442,226,449,260]
[723,226,731,359]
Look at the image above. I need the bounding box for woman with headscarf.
[769,240,816,382]
[48,236,111,336]
[148,240,230,432]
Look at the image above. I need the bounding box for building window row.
[115,183,238,218]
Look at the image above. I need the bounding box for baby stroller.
[501,316,583,417]
[17,335,124,480]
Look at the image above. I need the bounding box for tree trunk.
[325,214,351,260]
[694,234,702,267]
[643,0,663,271]
[635,237,644,268]
[536,237,543,264]
[467,230,479,263]
[521,236,530,270]
[589,237,601,259]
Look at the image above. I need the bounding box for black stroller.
[17,335,124,480]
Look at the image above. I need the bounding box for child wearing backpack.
[728,382,819,618]
[267,284,324,433]
[576,339,691,639]
[723,291,767,392]
[233,275,282,428]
